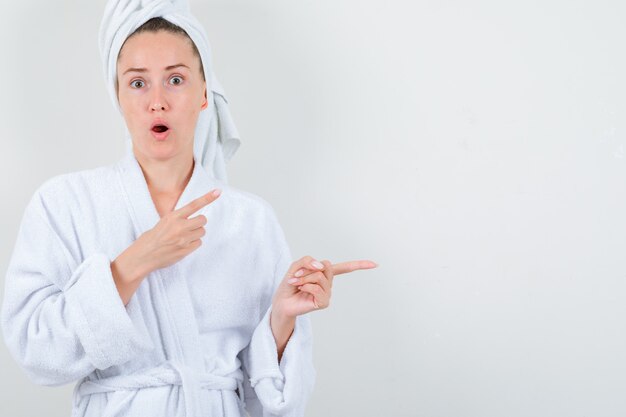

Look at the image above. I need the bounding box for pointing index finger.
[330,260,378,276]
[176,188,221,219]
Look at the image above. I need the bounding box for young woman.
[1,2,377,417]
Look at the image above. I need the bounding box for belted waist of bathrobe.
[73,360,246,416]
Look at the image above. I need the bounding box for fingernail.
[312,260,323,269]
[295,269,304,277]
[288,278,299,284]
[212,189,221,197]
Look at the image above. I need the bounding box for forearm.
[270,307,296,362]
[111,247,149,306]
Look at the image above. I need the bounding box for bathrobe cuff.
[63,252,153,370]
[245,304,315,416]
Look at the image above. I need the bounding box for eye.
[130,79,145,89]
[170,75,184,85]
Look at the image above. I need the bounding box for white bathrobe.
[1,149,316,417]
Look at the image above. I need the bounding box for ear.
[200,81,208,110]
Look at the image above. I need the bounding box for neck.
[133,148,195,196]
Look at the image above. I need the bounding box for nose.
[150,84,168,111]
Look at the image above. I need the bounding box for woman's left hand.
[271,255,378,318]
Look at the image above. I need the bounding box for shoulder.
[216,185,291,270]
[38,162,116,193]
[217,182,280,222]
[28,162,118,218]
[212,183,288,250]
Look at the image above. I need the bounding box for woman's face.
[116,30,207,161]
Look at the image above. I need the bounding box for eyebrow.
[122,63,190,76]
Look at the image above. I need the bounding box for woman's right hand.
[112,188,222,305]
[136,188,222,274]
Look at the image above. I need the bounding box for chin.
[134,140,177,160]
[150,147,180,161]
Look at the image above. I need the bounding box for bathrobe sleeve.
[0,187,153,387]
[239,206,316,417]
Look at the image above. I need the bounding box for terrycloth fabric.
[1,148,316,417]
[99,0,241,183]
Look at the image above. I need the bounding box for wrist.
[114,248,148,284]
[271,303,295,321]
[271,305,296,331]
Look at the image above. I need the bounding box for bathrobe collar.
[114,148,240,415]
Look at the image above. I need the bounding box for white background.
[1,1,626,416]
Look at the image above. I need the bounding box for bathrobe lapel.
[116,148,221,371]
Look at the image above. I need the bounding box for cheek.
[120,109,143,136]
[119,97,135,120]
[180,101,200,123]
[119,93,139,113]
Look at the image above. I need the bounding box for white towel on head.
[98,0,241,183]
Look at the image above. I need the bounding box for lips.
[151,127,170,141]
[150,119,170,132]
[150,118,171,141]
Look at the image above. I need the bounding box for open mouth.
[152,125,169,133]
